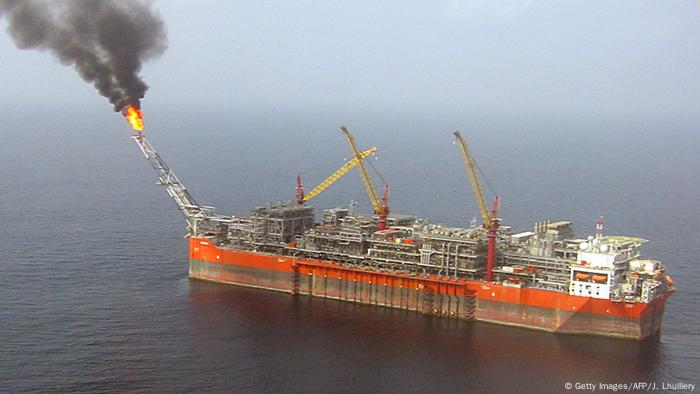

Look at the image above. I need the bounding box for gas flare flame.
[122,105,144,131]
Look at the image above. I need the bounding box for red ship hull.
[190,237,670,340]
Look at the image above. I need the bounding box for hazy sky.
[1,1,699,121]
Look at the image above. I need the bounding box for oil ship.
[131,125,674,340]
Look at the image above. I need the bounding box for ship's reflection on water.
[186,280,666,393]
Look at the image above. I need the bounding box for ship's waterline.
[189,237,669,340]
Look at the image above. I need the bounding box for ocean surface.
[1,106,698,393]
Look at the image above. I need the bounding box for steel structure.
[340,126,383,214]
[298,146,378,204]
[453,131,500,281]
[131,134,224,234]
[340,125,389,229]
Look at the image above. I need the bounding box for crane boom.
[303,146,377,203]
[453,131,500,282]
[340,126,383,215]
[454,131,492,228]
[131,133,217,232]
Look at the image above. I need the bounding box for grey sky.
[1,0,699,121]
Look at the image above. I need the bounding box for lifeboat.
[506,277,521,283]
[592,275,607,283]
[575,272,591,281]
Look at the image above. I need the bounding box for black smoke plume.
[0,0,167,111]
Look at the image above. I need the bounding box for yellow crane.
[454,131,500,281]
[340,125,390,230]
[296,146,378,204]
[454,131,495,228]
